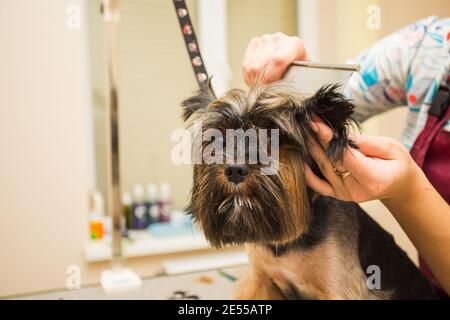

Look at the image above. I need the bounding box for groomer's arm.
[383,169,450,295]
[306,120,450,295]
[242,18,439,121]
[242,32,401,121]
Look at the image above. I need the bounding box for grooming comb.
[282,61,360,95]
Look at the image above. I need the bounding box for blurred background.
[0,0,449,298]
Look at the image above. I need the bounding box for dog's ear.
[181,80,216,121]
[302,84,358,161]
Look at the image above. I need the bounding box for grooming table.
[14,266,247,300]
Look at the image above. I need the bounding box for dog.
[181,82,437,300]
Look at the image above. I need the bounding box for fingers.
[310,117,334,148]
[305,140,361,202]
[311,118,396,158]
[348,132,403,160]
[262,37,307,84]
[242,37,264,85]
[341,147,378,182]
[242,33,307,86]
[310,117,347,172]
[304,164,334,197]
[310,119,384,191]
[310,118,400,173]
[307,136,343,188]
[243,33,278,85]
[307,119,407,203]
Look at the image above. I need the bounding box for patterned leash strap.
[172,0,214,94]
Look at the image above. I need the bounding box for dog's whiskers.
[217,196,234,216]
[243,197,253,210]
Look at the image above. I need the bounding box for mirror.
[84,0,297,268]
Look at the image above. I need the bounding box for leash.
[172,0,214,94]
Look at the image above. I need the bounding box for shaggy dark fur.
[180,82,437,300]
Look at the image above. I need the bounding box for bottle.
[146,183,160,225]
[159,182,172,223]
[89,190,105,240]
[122,193,133,230]
[132,184,148,229]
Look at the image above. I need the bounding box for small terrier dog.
[181,82,437,300]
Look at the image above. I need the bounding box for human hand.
[305,119,423,203]
[242,33,307,86]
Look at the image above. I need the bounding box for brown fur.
[181,83,437,300]
[274,147,309,244]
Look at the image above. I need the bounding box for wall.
[228,0,297,89]
[0,0,91,296]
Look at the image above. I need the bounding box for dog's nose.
[224,164,249,184]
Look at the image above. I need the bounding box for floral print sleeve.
[344,16,449,124]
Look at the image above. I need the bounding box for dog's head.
[181,81,356,247]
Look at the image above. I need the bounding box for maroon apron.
[410,84,450,300]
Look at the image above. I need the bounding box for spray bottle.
[159,182,172,223]
[146,183,159,225]
[132,184,148,229]
[89,190,105,240]
[122,193,133,230]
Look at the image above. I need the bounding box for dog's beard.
[188,164,303,247]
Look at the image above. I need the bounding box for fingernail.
[310,121,319,133]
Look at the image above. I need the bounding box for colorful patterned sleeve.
[344,16,439,122]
